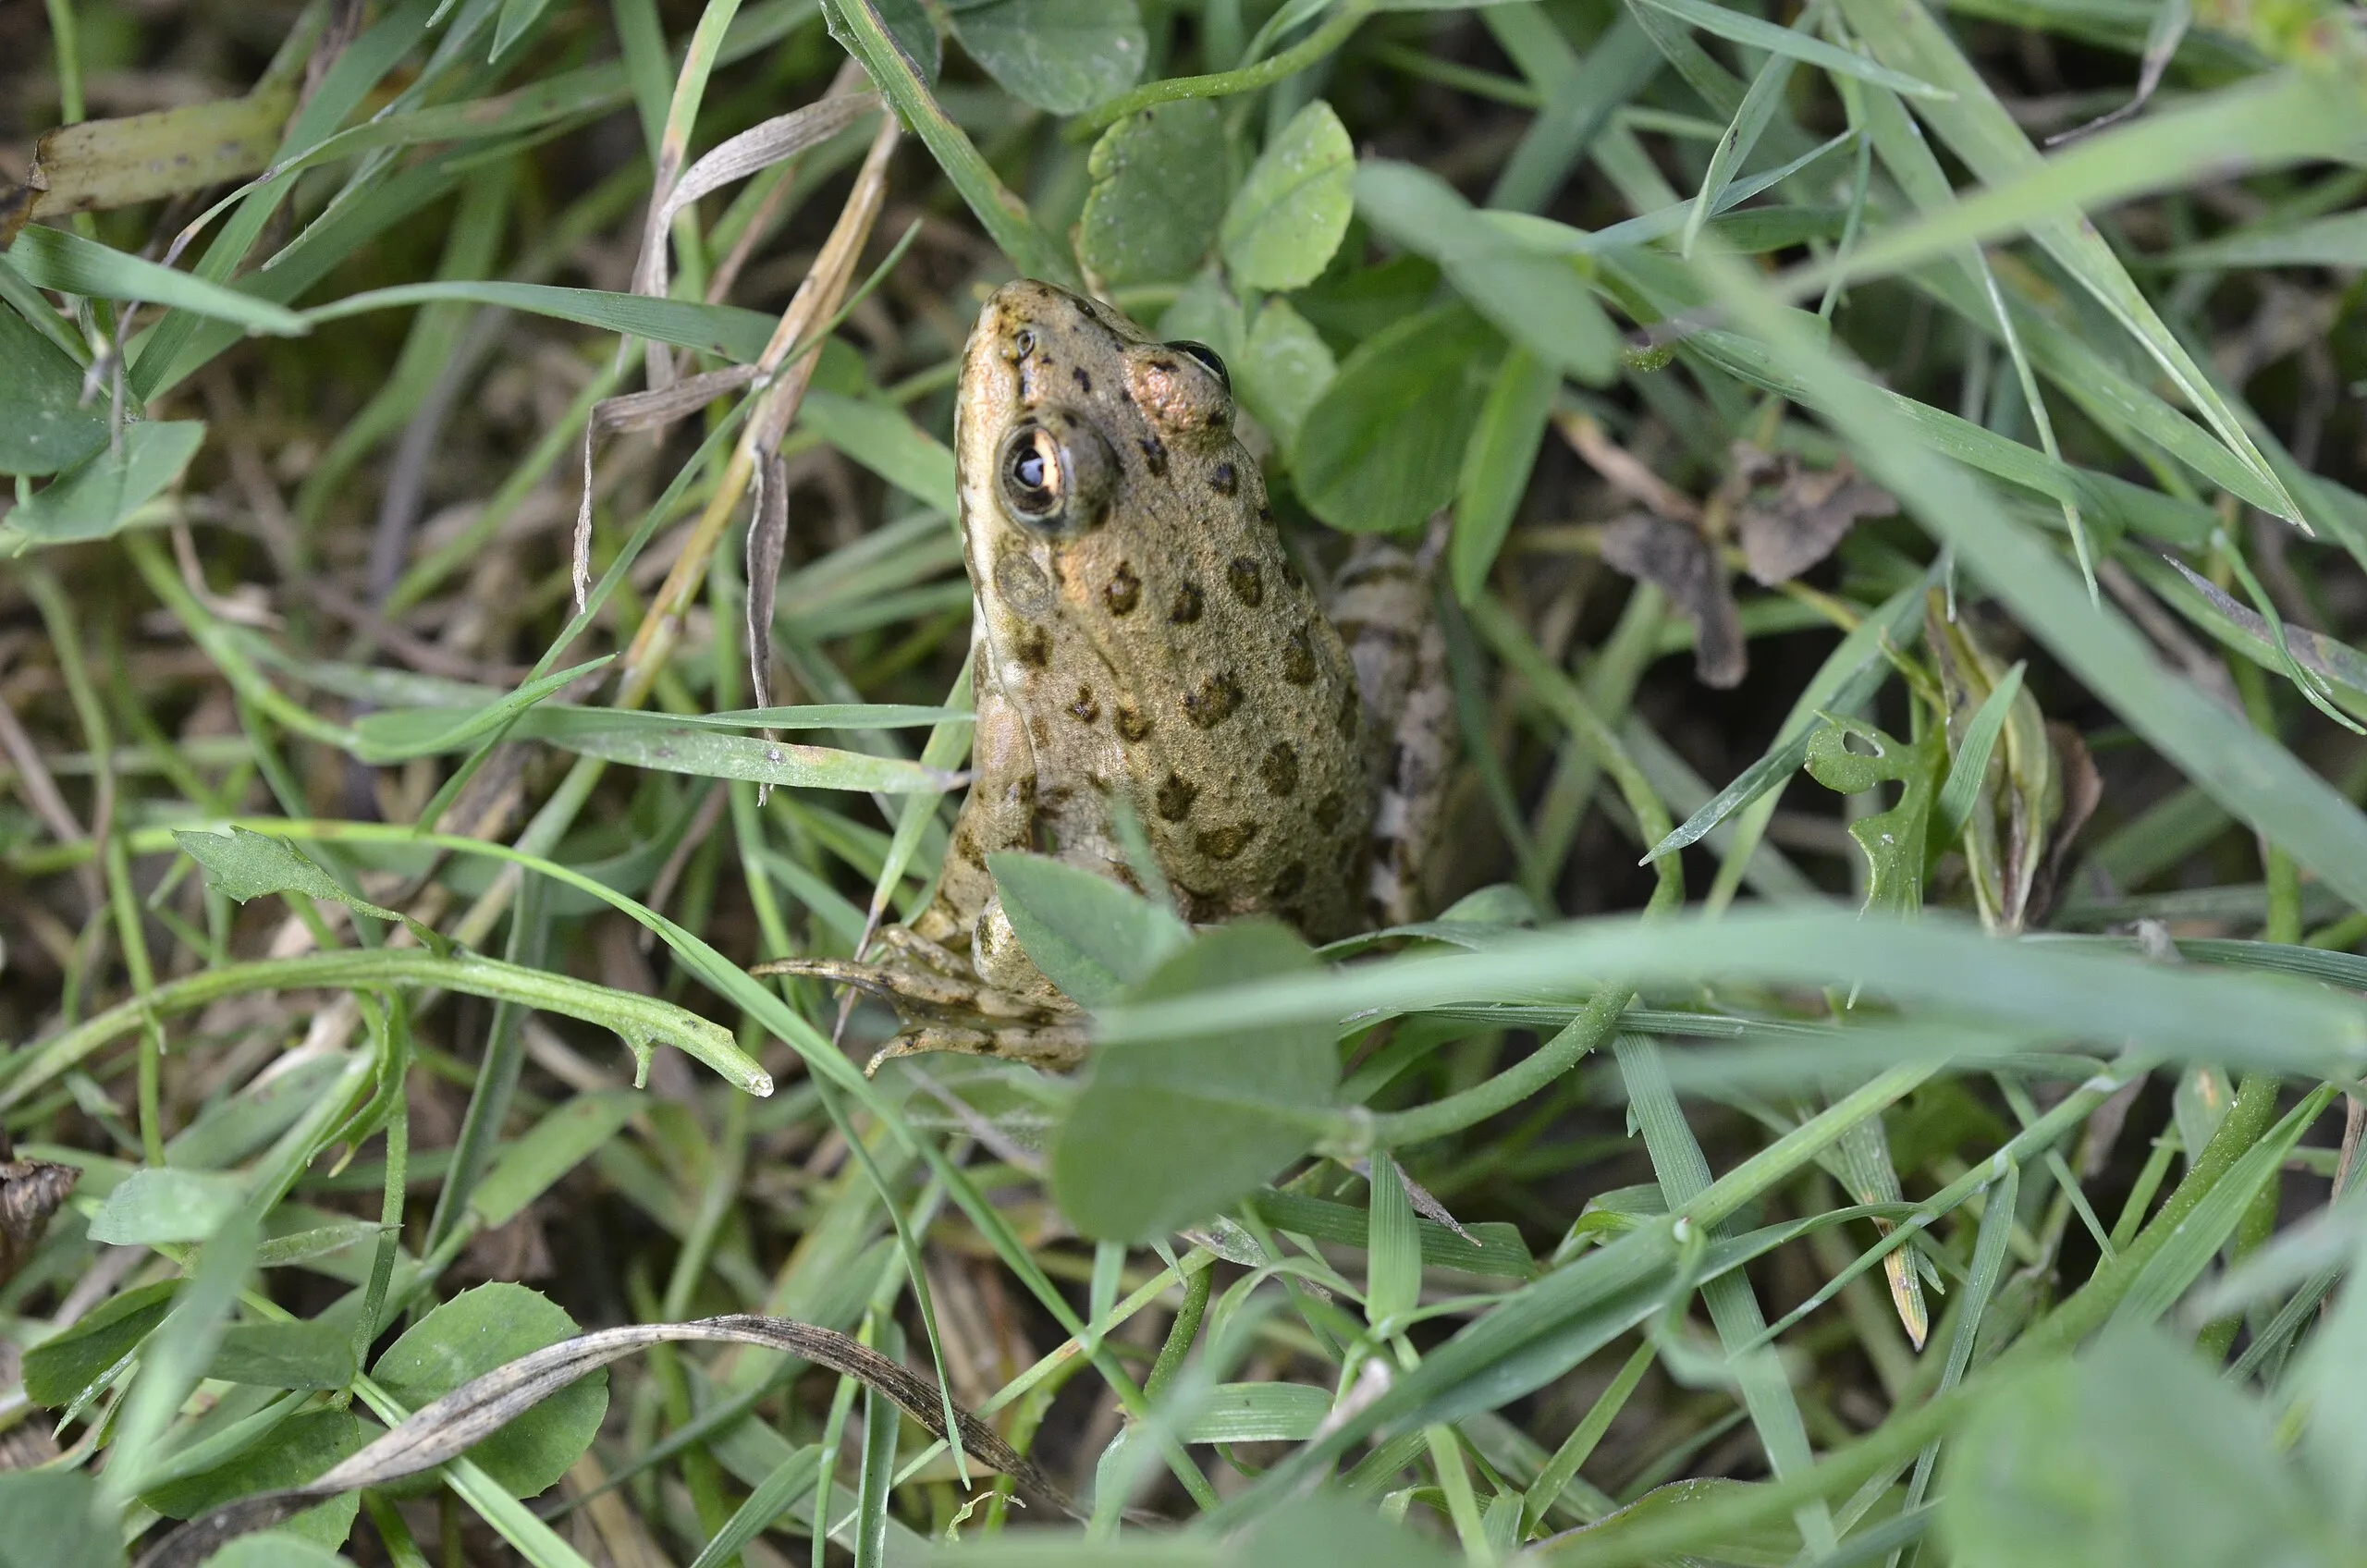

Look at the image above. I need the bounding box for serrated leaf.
[370,1283,607,1499]
[1221,100,1355,290]
[1080,101,1227,285]
[946,0,1147,115]
[1051,922,1337,1242]
[4,420,204,544]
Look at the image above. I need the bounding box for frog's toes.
[866,1023,1094,1074]
[751,955,1073,1028]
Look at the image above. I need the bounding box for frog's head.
[954,280,1244,581]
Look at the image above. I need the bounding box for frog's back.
[948,280,1371,940]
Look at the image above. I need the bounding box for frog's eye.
[997,416,1115,533]
[1164,339,1231,394]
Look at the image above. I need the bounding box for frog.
[754,279,1452,1070]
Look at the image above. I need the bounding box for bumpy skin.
[915,279,1374,998]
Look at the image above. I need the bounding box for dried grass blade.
[135,1315,1083,1568]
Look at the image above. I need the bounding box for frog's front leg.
[1331,516,1455,927]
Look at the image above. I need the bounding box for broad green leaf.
[1355,160,1617,384]
[0,294,108,475]
[1294,303,1502,533]
[798,389,958,513]
[21,1280,178,1406]
[1941,1329,2320,1568]
[302,281,779,363]
[87,1169,248,1246]
[1234,297,1336,447]
[7,224,310,336]
[4,420,204,544]
[1051,922,1337,1242]
[1079,101,1228,285]
[370,1283,607,1500]
[0,1471,119,1568]
[1452,345,1558,602]
[469,1089,649,1229]
[946,0,1147,115]
[1177,1382,1331,1443]
[873,0,940,80]
[209,1317,359,1390]
[1221,100,1355,291]
[144,1408,371,1551]
[989,851,1191,1009]
[1157,271,1246,369]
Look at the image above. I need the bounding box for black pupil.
[1012,436,1050,495]
[1166,339,1230,391]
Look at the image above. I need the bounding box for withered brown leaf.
[1600,511,1746,689]
[1731,444,1897,587]
[0,1129,79,1291]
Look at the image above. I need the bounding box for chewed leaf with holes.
[1803,715,1944,917]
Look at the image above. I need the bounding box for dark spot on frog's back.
[1138,434,1168,475]
[1282,626,1318,685]
[1105,562,1141,615]
[1115,704,1152,742]
[1210,460,1237,496]
[1183,672,1242,729]
[1073,366,1092,394]
[1271,860,1306,900]
[1170,582,1204,623]
[1069,684,1099,724]
[1313,790,1345,831]
[1227,557,1262,606]
[1013,624,1050,668]
[1156,772,1198,821]
[1335,684,1360,739]
[1259,741,1298,797]
[1194,822,1258,862]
